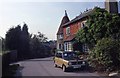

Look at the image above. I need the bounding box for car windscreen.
[63,52,79,60]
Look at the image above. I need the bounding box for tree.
[5,23,31,60]
[30,32,48,58]
[5,25,21,50]
[75,7,120,72]
[76,7,120,49]
[5,23,50,60]
[20,23,30,59]
[37,32,48,42]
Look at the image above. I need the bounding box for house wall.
[63,17,88,41]
[63,21,81,40]
[63,18,88,52]
[57,35,64,51]
[71,22,81,35]
[63,21,81,51]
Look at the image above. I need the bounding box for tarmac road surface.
[15,57,102,77]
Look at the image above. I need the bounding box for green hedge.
[89,38,120,72]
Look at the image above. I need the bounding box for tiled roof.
[64,34,75,42]
[63,9,94,27]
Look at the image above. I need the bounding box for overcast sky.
[0,0,120,40]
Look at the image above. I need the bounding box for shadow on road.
[26,59,53,61]
[24,57,54,62]
[69,69,95,73]
[56,66,95,74]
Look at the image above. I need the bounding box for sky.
[0,0,120,40]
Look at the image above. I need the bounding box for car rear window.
[63,52,78,60]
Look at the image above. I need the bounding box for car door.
[54,53,59,65]
[57,53,63,67]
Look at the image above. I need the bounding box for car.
[53,51,88,72]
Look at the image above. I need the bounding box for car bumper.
[68,64,86,69]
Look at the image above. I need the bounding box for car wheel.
[62,65,67,72]
[54,63,58,67]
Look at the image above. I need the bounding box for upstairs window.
[66,27,70,36]
[81,21,87,28]
[58,34,63,39]
[81,23,85,28]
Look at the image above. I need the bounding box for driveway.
[15,57,101,77]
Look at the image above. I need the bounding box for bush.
[89,38,120,72]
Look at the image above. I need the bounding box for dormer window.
[66,27,70,36]
[81,23,85,28]
[81,21,87,28]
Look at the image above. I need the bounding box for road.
[15,57,101,76]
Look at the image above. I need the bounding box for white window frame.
[64,42,73,51]
[66,27,70,36]
[58,34,63,39]
[81,21,87,28]
[83,44,89,52]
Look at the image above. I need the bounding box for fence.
[2,50,17,69]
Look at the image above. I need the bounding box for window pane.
[66,27,70,35]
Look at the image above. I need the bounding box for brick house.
[56,0,119,52]
[56,9,94,52]
[62,9,94,52]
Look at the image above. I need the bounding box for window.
[64,42,72,51]
[81,23,85,28]
[65,43,67,51]
[68,42,72,51]
[66,27,70,35]
[56,53,62,58]
[83,44,89,52]
[81,21,87,28]
[59,44,64,50]
[58,34,63,39]
[59,44,61,50]
[64,43,67,51]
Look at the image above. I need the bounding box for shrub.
[89,38,120,72]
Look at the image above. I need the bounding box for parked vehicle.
[53,51,88,72]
